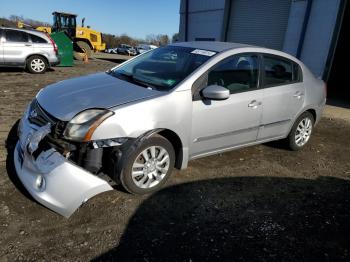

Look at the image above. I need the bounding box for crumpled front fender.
[14,143,113,218]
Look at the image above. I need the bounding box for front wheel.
[119,135,175,195]
[286,112,314,151]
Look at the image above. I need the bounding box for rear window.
[30,34,47,43]
[5,30,29,43]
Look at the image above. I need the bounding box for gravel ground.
[0,59,349,261]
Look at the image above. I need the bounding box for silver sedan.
[12,41,326,217]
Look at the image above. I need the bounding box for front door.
[2,29,32,66]
[190,53,263,158]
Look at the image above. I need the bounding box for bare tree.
[145,34,170,46]
[9,14,50,28]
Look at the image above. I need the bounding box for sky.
[0,0,180,39]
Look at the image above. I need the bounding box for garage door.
[226,0,292,50]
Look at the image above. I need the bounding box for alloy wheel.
[295,117,312,147]
[131,146,170,189]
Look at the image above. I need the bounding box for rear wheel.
[119,135,175,195]
[74,41,92,60]
[26,55,48,74]
[286,112,314,151]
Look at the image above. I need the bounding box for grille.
[28,99,57,127]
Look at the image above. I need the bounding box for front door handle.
[248,100,261,109]
[25,44,32,47]
[293,91,304,99]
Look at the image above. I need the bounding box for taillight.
[46,33,58,55]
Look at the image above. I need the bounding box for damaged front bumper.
[14,116,113,218]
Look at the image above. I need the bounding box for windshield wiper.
[133,76,166,90]
[108,70,151,88]
[133,77,159,89]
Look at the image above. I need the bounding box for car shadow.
[92,176,350,262]
[0,67,55,74]
[0,67,26,73]
[5,120,34,200]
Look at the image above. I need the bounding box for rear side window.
[5,30,29,42]
[263,56,295,86]
[30,34,47,43]
[207,53,259,94]
[293,62,303,82]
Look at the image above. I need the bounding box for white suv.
[0,27,59,73]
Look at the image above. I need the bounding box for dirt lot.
[0,59,350,261]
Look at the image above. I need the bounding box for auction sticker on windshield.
[191,49,216,57]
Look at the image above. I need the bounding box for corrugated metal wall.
[178,0,342,78]
[282,0,308,56]
[226,0,292,50]
[179,0,226,41]
[299,0,341,77]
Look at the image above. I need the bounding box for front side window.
[110,46,214,90]
[263,56,295,86]
[207,54,259,94]
[5,30,29,43]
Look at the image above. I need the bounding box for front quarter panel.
[92,90,192,150]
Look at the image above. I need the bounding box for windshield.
[110,46,215,91]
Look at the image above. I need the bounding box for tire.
[119,135,175,195]
[74,41,92,60]
[26,55,48,74]
[286,111,314,151]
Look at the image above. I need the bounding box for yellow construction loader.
[18,12,106,60]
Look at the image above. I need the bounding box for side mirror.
[202,85,230,100]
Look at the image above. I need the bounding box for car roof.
[0,27,49,38]
[169,41,253,53]
[169,41,304,65]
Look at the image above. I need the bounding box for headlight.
[63,109,114,142]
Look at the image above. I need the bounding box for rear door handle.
[248,100,261,109]
[293,91,304,99]
[25,44,32,46]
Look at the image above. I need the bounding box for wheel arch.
[25,54,49,67]
[24,54,51,70]
[306,108,317,122]
[137,128,184,170]
[288,107,318,135]
[157,129,184,170]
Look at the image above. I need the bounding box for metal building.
[179,0,348,101]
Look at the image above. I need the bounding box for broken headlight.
[63,109,114,142]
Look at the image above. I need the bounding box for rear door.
[3,29,32,66]
[258,54,304,140]
[29,33,51,54]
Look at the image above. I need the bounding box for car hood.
[36,72,160,121]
